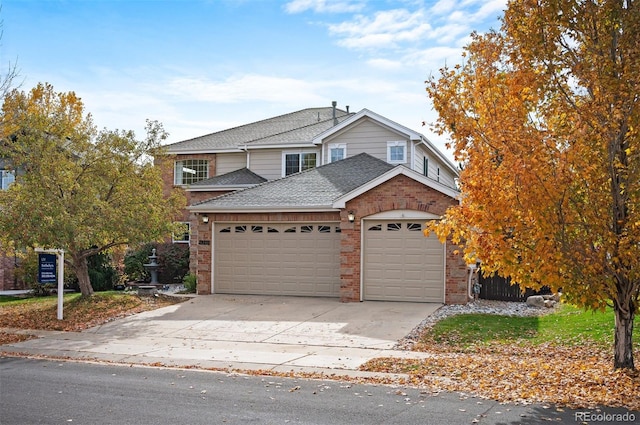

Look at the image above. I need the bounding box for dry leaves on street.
[0,331,34,345]
[361,343,640,410]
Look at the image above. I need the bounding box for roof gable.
[332,165,460,209]
[312,108,459,176]
[187,167,267,191]
[312,109,423,145]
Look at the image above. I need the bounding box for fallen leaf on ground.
[360,343,640,410]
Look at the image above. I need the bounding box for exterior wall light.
[201,214,209,224]
[347,211,355,223]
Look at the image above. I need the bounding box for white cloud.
[163,74,326,104]
[366,58,403,71]
[284,0,365,14]
[324,1,506,54]
[427,23,472,45]
[444,0,506,26]
[429,0,457,16]
[404,46,465,71]
[472,0,506,23]
[328,8,432,50]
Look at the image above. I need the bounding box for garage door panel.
[215,222,340,297]
[364,220,444,303]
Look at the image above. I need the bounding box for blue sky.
[1,0,506,156]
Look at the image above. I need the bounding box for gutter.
[188,205,339,214]
[186,185,258,192]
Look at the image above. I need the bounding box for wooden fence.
[478,273,550,302]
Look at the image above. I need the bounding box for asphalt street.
[3,357,637,425]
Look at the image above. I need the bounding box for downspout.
[243,144,250,168]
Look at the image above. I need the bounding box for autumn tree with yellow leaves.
[0,83,185,297]
[426,0,639,369]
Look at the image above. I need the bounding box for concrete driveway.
[2,295,441,373]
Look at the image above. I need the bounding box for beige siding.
[323,119,403,164]
[216,152,247,175]
[413,144,426,175]
[415,145,457,189]
[248,149,285,180]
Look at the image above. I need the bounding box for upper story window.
[1,170,15,190]
[387,141,407,164]
[284,152,317,176]
[328,144,346,163]
[174,159,208,185]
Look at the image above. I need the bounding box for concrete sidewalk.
[0,295,441,376]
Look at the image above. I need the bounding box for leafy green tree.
[0,83,185,297]
[426,0,639,369]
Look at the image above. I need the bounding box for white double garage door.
[213,220,444,302]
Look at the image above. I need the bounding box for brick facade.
[339,174,468,304]
[155,153,218,222]
[190,175,469,304]
[0,248,23,291]
[0,259,12,291]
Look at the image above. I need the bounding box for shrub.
[86,252,118,292]
[124,242,189,285]
[182,273,197,293]
[123,243,154,282]
[156,243,189,285]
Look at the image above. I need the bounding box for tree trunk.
[72,253,94,297]
[613,302,635,370]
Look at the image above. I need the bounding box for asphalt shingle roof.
[166,107,352,152]
[190,168,267,187]
[193,153,394,209]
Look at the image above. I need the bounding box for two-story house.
[158,103,469,304]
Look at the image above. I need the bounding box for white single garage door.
[363,220,444,302]
[214,222,341,297]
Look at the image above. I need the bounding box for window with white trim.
[1,169,15,190]
[174,159,208,185]
[387,141,407,164]
[328,144,346,163]
[283,152,317,176]
[172,222,190,244]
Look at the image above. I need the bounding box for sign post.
[36,248,65,320]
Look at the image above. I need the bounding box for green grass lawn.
[426,303,636,349]
[0,292,82,306]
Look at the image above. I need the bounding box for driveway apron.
[1,295,441,373]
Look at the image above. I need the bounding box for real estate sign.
[38,253,57,284]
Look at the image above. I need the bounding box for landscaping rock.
[526,295,546,308]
